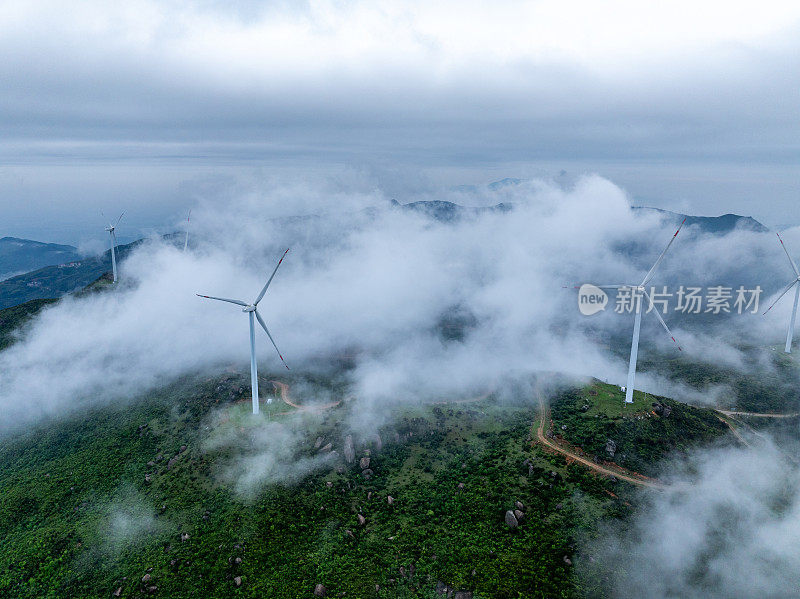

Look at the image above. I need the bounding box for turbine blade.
[115,212,125,227]
[762,279,799,315]
[641,217,686,286]
[777,232,800,277]
[643,290,682,351]
[254,248,290,306]
[255,310,290,370]
[562,284,624,289]
[196,294,248,306]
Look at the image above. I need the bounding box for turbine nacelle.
[242,305,256,313]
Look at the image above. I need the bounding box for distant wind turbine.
[592,218,686,404]
[763,233,800,354]
[103,212,124,283]
[183,209,191,252]
[197,249,290,414]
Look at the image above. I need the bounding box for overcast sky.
[1,0,798,244]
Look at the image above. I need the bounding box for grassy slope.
[549,381,731,477]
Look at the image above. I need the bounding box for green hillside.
[0,239,141,310]
[0,297,742,599]
[549,381,731,477]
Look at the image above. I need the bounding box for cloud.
[0,174,795,439]
[583,440,800,598]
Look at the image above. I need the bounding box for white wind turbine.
[594,218,686,404]
[183,209,191,252]
[763,233,800,354]
[103,212,124,283]
[197,249,290,414]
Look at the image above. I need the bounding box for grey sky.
[1,0,798,244]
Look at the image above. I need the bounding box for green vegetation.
[639,351,800,414]
[0,238,143,310]
[549,381,731,477]
[0,372,644,599]
[0,298,58,351]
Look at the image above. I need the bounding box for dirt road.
[533,387,664,489]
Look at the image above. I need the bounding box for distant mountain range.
[632,206,768,234]
[0,198,770,311]
[0,237,82,281]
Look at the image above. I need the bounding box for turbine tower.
[183,209,191,252]
[764,233,800,354]
[104,212,124,283]
[197,249,290,414]
[593,218,686,404]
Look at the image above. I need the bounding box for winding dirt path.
[269,380,342,412]
[717,410,799,419]
[533,387,665,489]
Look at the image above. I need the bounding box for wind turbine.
[103,212,124,283]
[763,233,800,354]
[594,218,686,404]
[183,209,191,252]
[197,249,290,414]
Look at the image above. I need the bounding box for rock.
[326,481,333,488]
[314,437,323,449]
[367,491,372,500]
[145,474,151,483]
[180,533,190,542]
[436,581,451,595]
[234,576,242,587]
[504,510,518,528]
[141,574,151,583]
[113,588,122,597]
[454,592,473,599]
[663,405,672,418]
[234,557,242,565]
[361,469,373,479]
[319,443,332,453]
[514,509,524,520]
[528,464,535,476]
[344,436,355,463]
[515,501,524,511]
[605,440,617,456]
[314,583,326,597]
[372,434,382,451]
[167,456,179,469]
[357,514,366,526]
[387,495,394,505]
[147,461,155,467]
[179,445,187,453]
[561,424,567,430]
[563,555,572,566]
[146,586,158,594]
[345,529,354,538]
[359,457,371,470]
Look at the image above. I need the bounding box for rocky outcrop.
[504,510,518,528]
[605,439,617,457]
